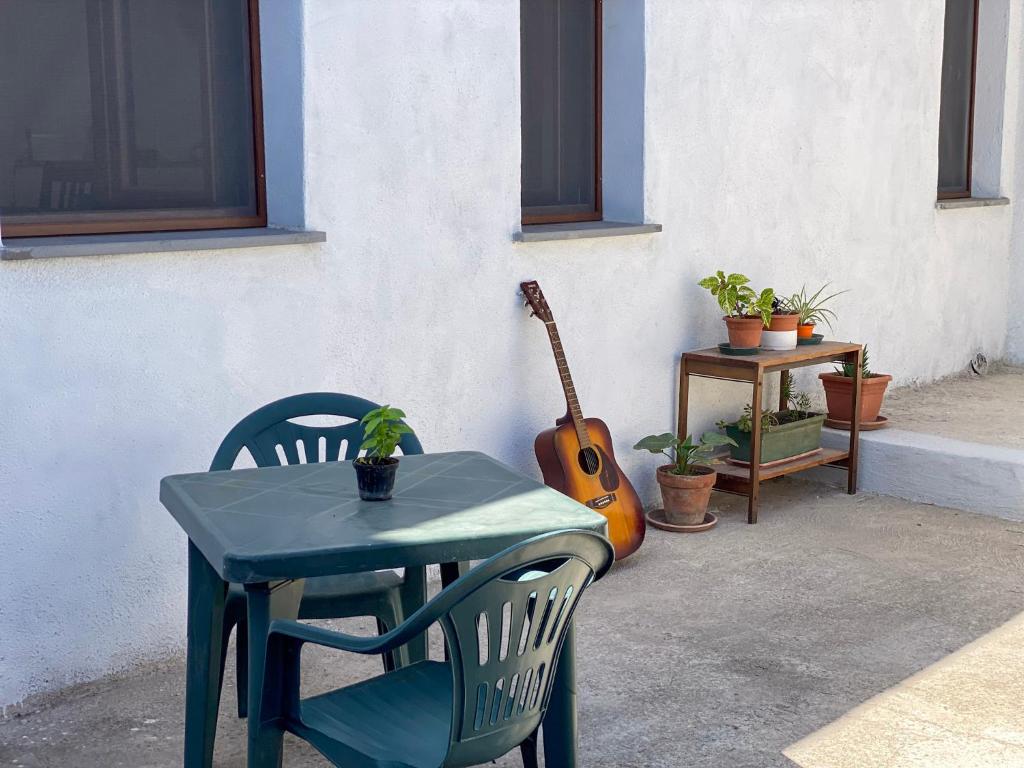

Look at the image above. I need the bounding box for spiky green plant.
[834,346,876,378]
[781,283,848,331]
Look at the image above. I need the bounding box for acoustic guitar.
[521,280,645,560]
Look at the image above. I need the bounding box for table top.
[160,451,608,583]
[683,341,861,370]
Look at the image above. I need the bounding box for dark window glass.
[521,0,600,224]
[938,0,978,197]
[0,0,265,237]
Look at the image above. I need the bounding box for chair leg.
[520,730,540,768]
[377,617,397,673]
[235,616,249,719]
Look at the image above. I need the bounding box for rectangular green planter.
[723,412,826,465]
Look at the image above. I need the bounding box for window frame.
[521,0,603,226]
[2,0,268,238]
[937,0,980,201]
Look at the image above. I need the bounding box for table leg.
[848,349,863,494]
[779,369,790,411]
[677,357,690,439]
[245,579,305,768]
[543,620,578,767]
[748,372,764,524]
[184,541,228,768]
[439,562,464,589]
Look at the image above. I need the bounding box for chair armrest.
[269,619,394,655]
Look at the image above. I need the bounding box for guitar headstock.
[520,280,554,323]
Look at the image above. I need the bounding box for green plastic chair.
[210,392,428,718]
[257,529,614,768]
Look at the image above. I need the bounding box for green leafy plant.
[717,405,780,434]
[357,405,413,464]
[698,271,775,326]
[633,431,737,476]
[835,345,877,378]
[781,283,848,330]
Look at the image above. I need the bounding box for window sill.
[935,197,1010,210]
[514,220,662,243]
[0,227,327,261]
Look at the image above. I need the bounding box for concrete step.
[814,428,1024,522]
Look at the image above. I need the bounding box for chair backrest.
[427,530,614,767]
[209,392,423,471]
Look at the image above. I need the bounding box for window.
[520,0,601,224]
[0,0,266,237]
[937,0,979,199]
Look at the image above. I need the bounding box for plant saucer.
[797,334,824,346]
[646,509,718,533]
[718,343,760,356]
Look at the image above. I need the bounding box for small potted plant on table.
[699,271,775,350]
[354,405,413,501]
[785,283,848,341]
[633,431,736,530]
[717,388,825,466]
[818,346,892,428]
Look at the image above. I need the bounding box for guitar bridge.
[586,493,617,510]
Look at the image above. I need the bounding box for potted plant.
[717,387,825,465]
[818,346,892,425]
[785,283,848,339]
[762,297,800,351]
[354,405,413,501]
[699,271,775,349]
[633,431,737,526]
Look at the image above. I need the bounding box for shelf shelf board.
[713,447,850,487]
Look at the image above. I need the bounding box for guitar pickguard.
[595,445,621,492]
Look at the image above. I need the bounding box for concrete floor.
[3,480,1024,767]
[883,364,1024,449]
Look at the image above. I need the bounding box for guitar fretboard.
[544,321,592,449]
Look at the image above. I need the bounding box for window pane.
[0,0,260,234]
[938,0,977,194]
[521,0,597,219]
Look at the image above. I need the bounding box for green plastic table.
[160,450,609,768]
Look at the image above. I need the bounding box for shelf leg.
[677,357,690,439]
[748,372,764,524]
[779,369,790,411]
[848,348,862,494]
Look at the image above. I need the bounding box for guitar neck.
[544,321,592,449]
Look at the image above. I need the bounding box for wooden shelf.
[679,342,863,523]
[713,448,850,493]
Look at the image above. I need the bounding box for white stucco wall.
[1006,3,1024,362]
[1,0,1020,709]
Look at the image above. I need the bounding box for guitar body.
[535,417,646,560]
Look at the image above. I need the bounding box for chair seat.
[294,661,453,768]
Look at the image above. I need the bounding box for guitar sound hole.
[577,447,600,476]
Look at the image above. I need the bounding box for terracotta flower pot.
[723,316,764,349]
[797,323,816,339]
[818,372,893,423]
[657,464,716,526]
[766,313,800,332]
